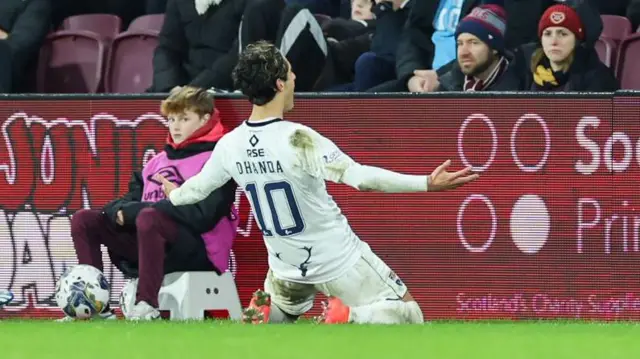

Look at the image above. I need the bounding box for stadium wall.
[1,92,640,321]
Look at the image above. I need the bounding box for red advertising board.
[1,94,640,320]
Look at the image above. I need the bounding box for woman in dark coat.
[524,0,618,92]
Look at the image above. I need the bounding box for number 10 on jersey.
[245,181,305,237]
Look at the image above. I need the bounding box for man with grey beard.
[437,2,526,91]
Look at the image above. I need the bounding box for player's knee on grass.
[264,270,316,318]
[405,300,424,324]
[269,304,300,323]
[401,291,424,323]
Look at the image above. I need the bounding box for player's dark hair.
[232,41,289,106]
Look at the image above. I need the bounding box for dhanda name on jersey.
[237,148,283,174]
[236,160,283,174]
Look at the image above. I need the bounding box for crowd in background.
[0,0,639,94]
[1,0,639,321]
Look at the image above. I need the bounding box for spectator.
[69,87,238,320]
[524,2,619,91]
[372,0,558,92]
[240,0,370,90]
[285,0,351,18]
[390,0,477,93]
[628,0,640,30]
[0,42,10,93]
[438,3,526,91]
[147,0,169,13]
[0,0,51,93]
[331,0,410,91]
[322,0,375,42]
[352,0,375,20]
[148,0,253,93]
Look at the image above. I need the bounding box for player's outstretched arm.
[158,143,232,206]
[291,128,478,193]
[340,159,478,193]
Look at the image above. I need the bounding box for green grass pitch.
[2,320,640,359]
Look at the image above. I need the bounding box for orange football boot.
[319,296,350,324]
[242,289,271,324]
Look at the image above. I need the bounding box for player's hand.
[427,160,479,191]
[154,174,179,198]
[116,210,124,226]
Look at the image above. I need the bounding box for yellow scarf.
[532,56,571,90]
[533,65,559,86]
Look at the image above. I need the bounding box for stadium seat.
[158,271,242,321]
[104,30,159,93]
[61,14,123,40]
[595,36,616,68]
[37,31,106,93]
[616,33,640,89]
[128,14,165,33]
[601,15,632,43]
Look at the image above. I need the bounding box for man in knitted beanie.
[438,0,526,91]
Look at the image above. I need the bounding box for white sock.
[268,304,298,324]
[349,300,424,324]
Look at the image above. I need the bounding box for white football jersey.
[170,118,366,283]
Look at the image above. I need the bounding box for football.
[54,265,110,319]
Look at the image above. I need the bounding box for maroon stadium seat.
[128,14,165,33]
[601,15,632,43]
[37,31,106,93]
[616,33,640,89]
[595,36,616,69]
[104,30,159,93]
[62,14,122,40]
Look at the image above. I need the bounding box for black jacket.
[0,0,51,89]
[149,0,251,92]
[323,18,373,41]
[438,50,527,91]
[522,44,619,92]
[371,0,410,62]
[103,138,237,275]
[395,0,557,84]
[103,143,236,235]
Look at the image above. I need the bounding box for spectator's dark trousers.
[71,208,178,308]
[0,41,12,93]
